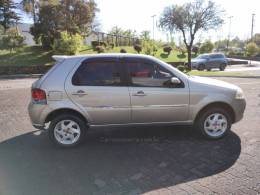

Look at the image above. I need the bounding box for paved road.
[0,78,260,195]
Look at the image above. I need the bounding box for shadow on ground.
[0,126,241,195]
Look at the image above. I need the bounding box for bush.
[200,40,214,54]
[177,65,186,72]
[110,43,115,49]
[163,46,172,55]
[246,42,259,57]
[91,41,107,49]
[53,31,83,55]
[96,46,105,53]
[134,44,142,53]
[1,28,25,52]
[120,48,127,53]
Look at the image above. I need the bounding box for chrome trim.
[90,120,193,127]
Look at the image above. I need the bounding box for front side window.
[127,61,174,88]
[72,60,122,86]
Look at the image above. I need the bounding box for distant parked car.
[191,53,228,71]
[28,54,245,147]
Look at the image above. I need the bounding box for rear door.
[65,57,131,125]
[123,57,190,123]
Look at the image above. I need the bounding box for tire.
[197,64,205,71]
[195,107,231,140]
[219,64,226,71]
[206,68,211,71]
[48,114,87,147]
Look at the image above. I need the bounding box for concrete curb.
[0,74,42,79]
[201,75,260,79]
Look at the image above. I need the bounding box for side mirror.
[170,77,181,84]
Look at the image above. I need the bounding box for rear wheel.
[48,114,87,147]
[197,64,205,71]
[195,107,231,139]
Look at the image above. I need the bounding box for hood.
[189,76,240,91]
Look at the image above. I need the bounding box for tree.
[30,0,97,48]
[159,0,224,70]
[108,26,124,46]
[0,0,20,31]
[254,33,260,47]
[1,27,24,52]
[140,30,150,40]
[200,40,214,53]
[246,42,258,57]
[20,0,38,24]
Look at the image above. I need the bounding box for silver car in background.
[191,53,228,71]
[28,54,246,147]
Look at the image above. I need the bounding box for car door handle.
[133,91,147,96]
[72,90,88,96]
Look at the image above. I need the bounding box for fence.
[85,31,142,47]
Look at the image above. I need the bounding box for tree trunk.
[187,46,192,71]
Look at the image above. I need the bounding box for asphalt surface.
[0,77,260,195]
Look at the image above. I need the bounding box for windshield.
[196,54,209,59]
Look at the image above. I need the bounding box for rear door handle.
[133,90,147,96]
[72,90,88,96]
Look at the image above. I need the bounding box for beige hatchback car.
[28,54,246,147]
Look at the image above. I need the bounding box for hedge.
[0,65,51,75]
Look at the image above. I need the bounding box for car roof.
[52,53,156,62]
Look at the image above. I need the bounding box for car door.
[207,55,215,68]
[65,57,131,125]
[123,57,189,123]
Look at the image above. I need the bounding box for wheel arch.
[194,102,235,124]
[45,108,88,125]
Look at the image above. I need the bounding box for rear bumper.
[231,99,246,123]
[28,102,52,128]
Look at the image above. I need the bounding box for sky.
[19,0,260,43]
[94,0,260,43]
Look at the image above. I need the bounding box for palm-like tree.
[20,0,37,23]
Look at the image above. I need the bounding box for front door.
[123,58,189,123]
[65,57,131,125]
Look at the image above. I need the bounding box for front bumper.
[231,99,246,123]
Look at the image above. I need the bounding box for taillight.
[31,88,47,104]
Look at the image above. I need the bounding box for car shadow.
[0,126,241,195]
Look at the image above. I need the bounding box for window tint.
[72,60,122,86]
[211,54,224,59]
[127,61,175,88]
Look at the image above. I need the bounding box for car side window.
[127,60,176,88]
[72,60,123,86]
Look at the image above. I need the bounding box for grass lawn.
[189,70,245,76]
[0,45,187,67]
[0,46,54,67]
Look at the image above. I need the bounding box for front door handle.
[133,90,147,97]
[72,90,88,96]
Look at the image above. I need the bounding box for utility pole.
[227,16,233,50]
[151,15,156,41]
[251,14,255,41]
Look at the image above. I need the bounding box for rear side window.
[72,60,123,86]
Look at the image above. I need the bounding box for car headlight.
[235,89,245,99]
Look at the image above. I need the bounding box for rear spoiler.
[52,55,68,62]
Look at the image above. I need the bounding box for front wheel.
[219,64,226,71]
[195,108,231,139]
[48,114,87,147]
[197,64,205,71]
